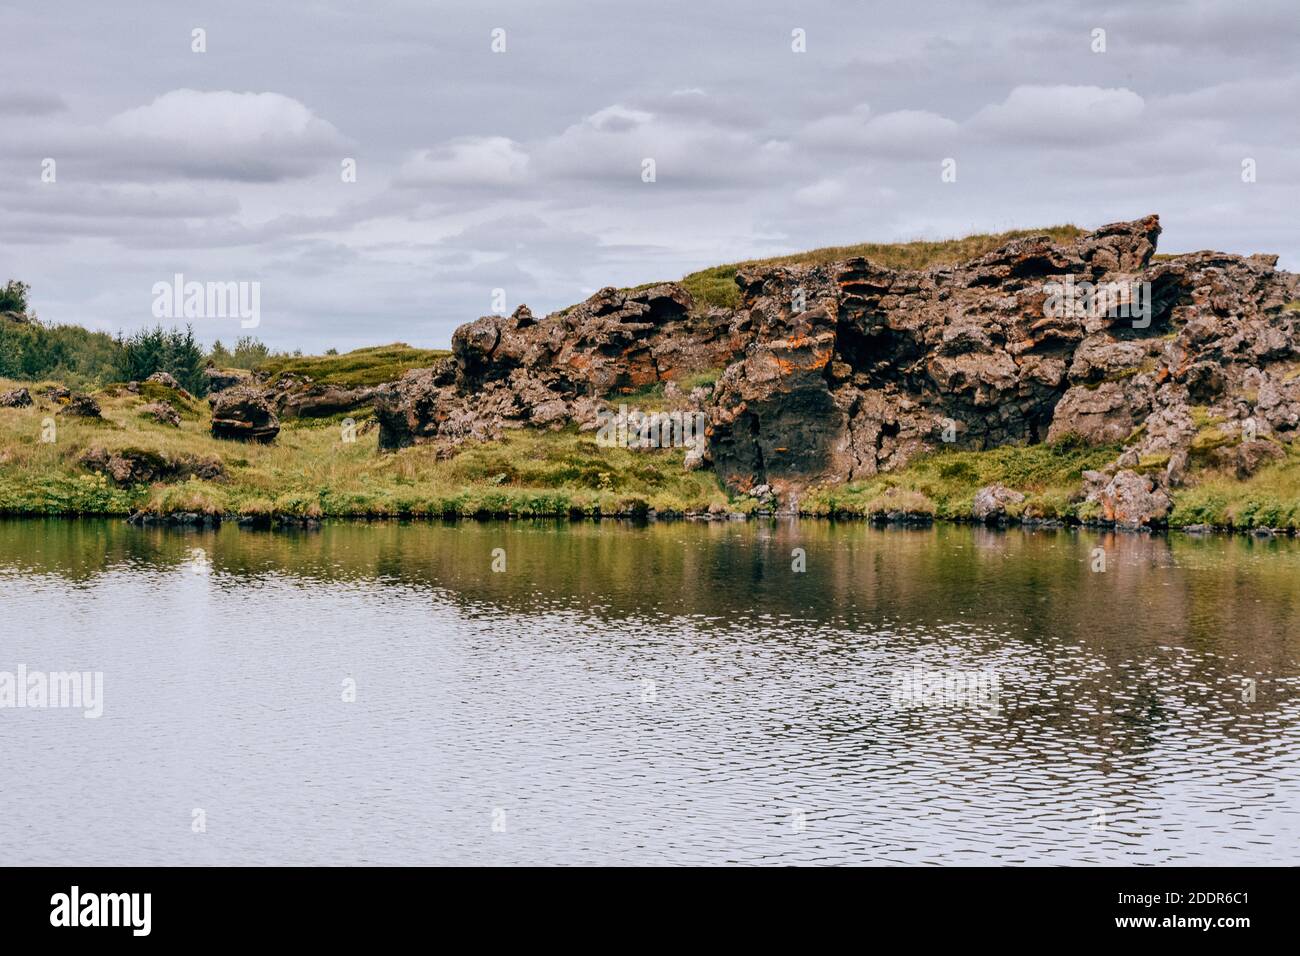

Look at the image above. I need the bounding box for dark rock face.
[703,217,1169,496]
[209,386,280,442]
[0,387,33,408]
[370,214,1299,526]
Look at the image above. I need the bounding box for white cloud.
[536,103,789,187]
[96,89,348,181]
[803,105,959,157]
[397,137,530,188]
[970,85,1145,142]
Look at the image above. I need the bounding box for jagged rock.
[79,447,224,485]
[57,393,102,418]
[1093,470,1171,529]
[709,302,844,493]
[209,386,280,442]
[972,484,1026,523]
[0,387,33,408]
[140,400,181,427]
[375,285,734,454]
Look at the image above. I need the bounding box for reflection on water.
[1,518,1298,865]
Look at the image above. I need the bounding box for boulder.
[78,447,224,485]
[272,381,378,419]
[144,371,196,401]
[145,371,182,390]
[140,400,181,427]
[57,393,102,418]
[1093,470,1171,529]
[209,385,280,442]
[972,484,1026,523]
[0,387,33,408]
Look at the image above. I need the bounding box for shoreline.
[0,508,1289,539]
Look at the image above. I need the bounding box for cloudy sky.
[2,0,1297,352]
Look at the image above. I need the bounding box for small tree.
[229,336,271,370]
[0,280,30,314]
[114,325,208,395]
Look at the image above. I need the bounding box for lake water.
[1,518,1298,865]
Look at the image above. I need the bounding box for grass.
[3,375,1297,528]
[1170,441,1300,530]
[0,376,728,518]
[657,225,1087,311]
[802,438,1122,521]
[257,344,451,388]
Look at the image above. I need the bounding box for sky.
[2,0,1297,352]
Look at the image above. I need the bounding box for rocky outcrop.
[0,387,33,408]
[79,446,224,485]
[209,386,280,442]
[57,393,102,418]
[145,371,185,392]
[139,400,181,427]
[374,287,737,451]
[370,214,1299,528]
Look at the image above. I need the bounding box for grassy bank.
[662,225,1088,311]
[0,375,729,519]
[3,371,1299,529]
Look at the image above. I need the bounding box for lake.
[1,518,1298,865]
